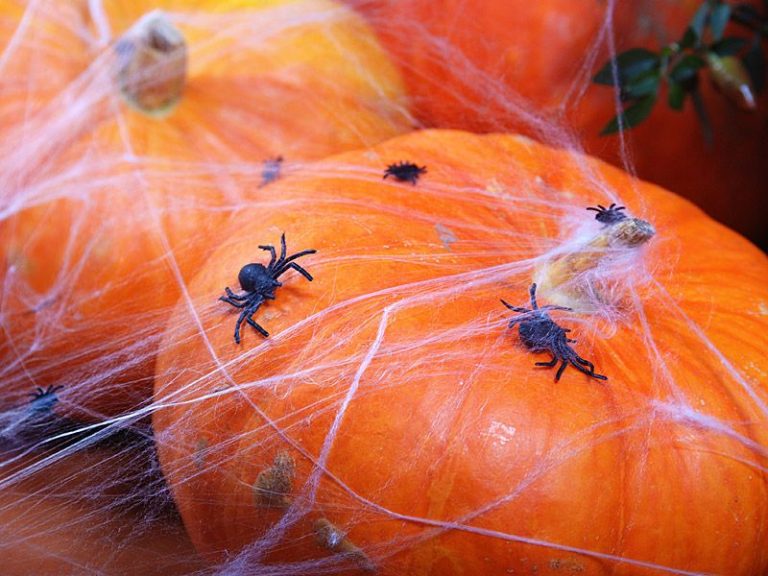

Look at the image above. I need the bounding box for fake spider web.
[1,1,767,575]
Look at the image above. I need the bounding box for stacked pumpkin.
[1,1,766,576]
[153,130,768,575]
[1,0,409,573]
[0,0,411,417]
[345,0,768,249]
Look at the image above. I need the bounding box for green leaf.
[668,81,687,110]
[690,86,713,147]
[733,3,762,28]
[593,48,659,86]
[710,3,732,41]
[670,55,706,83]
[680,26,699,49]
[622,70,661,99]
[712,37,748,56]
[690,3,710,38]
[743,35,766,92]
[600,95,657,135]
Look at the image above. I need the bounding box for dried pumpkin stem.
[534,216,655,310]
[314,518,376,573]
[114,10,187,117]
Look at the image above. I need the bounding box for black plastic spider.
[28,385,63,413]
[383,161,427,185]
[586,202,627,224]
[501,284,607,382]
[220,233,316,344]
[260,156,284,187]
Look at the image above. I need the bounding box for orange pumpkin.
[153,130,768,575]
[344,0,768,248]
[0,0,411,418]
[343,0,625,129]
[0,424,202,575]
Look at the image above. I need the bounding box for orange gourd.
[153,130,768,575]
[344,0,768,248]
[344,0,624,130]
[0,0,411,418]
[0,430,202,575]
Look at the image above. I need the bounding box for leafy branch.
[594,0,768,137]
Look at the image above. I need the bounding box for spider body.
[28,385,63,413]
[587,202,627,224]
[501,284,607,382]
[383,161,427,185]
[238,263,282,296]
[260,156,284,187]
[220,233,316,344]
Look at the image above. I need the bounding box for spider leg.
[560,328,577,342]
[570,355,608,381]
[233,309,250,344]
[282,249,317,265]
[529,283,539,310]
[540,304,573,313]
[219,296,248,308]
[535,354,558,368]
[246,317,269,338]
[224,287,248,300]
[231,297,265,343]
[566,343,595,371]
[554,360,568,382]
[276,233,288,268]
[275,262,313,281]
[259,244,277,267]
[572,355,595,371]
[500,299,530,313]
[507,316,529,328]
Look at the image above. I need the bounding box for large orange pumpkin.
[344,0,768,249]
[153,130,768,574]
[0,0,411,418]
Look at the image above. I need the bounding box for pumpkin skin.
[343,0,624,128]
[0,0,411,418]
[0,434,203,575]
[153,130,768,574]
[344,0,768,249]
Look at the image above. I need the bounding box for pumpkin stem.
[313,518,376,573]
[114,11,187,117]
[534,216,655,310]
